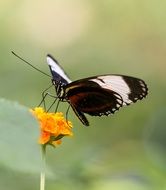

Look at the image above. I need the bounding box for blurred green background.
[0,0,166,190]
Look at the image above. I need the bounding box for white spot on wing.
[90,76,132,105]
[117,99,122,104]
[47,55,71,83]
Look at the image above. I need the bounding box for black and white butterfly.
[46,55,148,126]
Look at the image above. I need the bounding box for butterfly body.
[47,55,148,126]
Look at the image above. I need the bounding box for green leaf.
[0,98,42,173]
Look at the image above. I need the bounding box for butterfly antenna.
[11,51,51,78]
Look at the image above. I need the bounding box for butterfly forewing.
[47,54,71,85]
[89,75,148,105]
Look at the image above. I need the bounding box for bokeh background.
[0,0,166,190]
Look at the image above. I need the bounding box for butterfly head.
[51,79,65,98]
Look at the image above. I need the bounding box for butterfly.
[46,54,148,126]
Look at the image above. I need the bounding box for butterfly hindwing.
[65,75,148,117]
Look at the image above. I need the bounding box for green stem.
[40,145,46,190]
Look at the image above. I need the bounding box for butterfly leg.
[38,84,57,110]
[65,104,71,126]
[47,98,58,112]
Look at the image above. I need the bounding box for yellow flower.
[30,107,73,146]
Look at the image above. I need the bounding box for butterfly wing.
[65,75,148,118]
[89,75,148,105]
[47,54,71,85]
